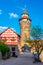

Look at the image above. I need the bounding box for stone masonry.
[19,10,31,48]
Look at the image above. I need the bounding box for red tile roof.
[0,27,20,37]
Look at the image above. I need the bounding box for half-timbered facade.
[0,28,20,45]
[0,28,20,56]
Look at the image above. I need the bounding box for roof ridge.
[0,27,20,37]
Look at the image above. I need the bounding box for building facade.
[19,10,31,48]
[0,28,20,56]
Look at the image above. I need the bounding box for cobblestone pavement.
[0,52,43,65]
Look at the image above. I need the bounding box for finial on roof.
[19,9,31,21]
[23,10,27,14]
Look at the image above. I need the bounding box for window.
[12,47,15,51]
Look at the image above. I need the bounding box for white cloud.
[0,10,2,15]
[9,13,18,18]
[17,7,24,10]
[17,5,27,11]
[0,26,16,33]
[0,26,8,29]
[0,26,8,33]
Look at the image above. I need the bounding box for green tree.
[27,26,43,61]
[0,40,10,59]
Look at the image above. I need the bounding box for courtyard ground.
[0,52,43,65]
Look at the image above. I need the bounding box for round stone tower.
[19,10,31,48]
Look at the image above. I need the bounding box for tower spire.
[23,10,27,14]
[21,10,28,19]
[19,9,31,22]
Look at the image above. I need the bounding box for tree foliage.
[30,26,43,40]
[0,40,10,57]
[27,26,43,61]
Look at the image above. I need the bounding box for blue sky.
[0,0,43,34]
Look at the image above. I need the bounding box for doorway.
[12,47,15,57]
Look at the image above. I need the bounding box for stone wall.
[40,51,43,62]
[20,20,30,48]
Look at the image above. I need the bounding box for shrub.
[0,40,10,59]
